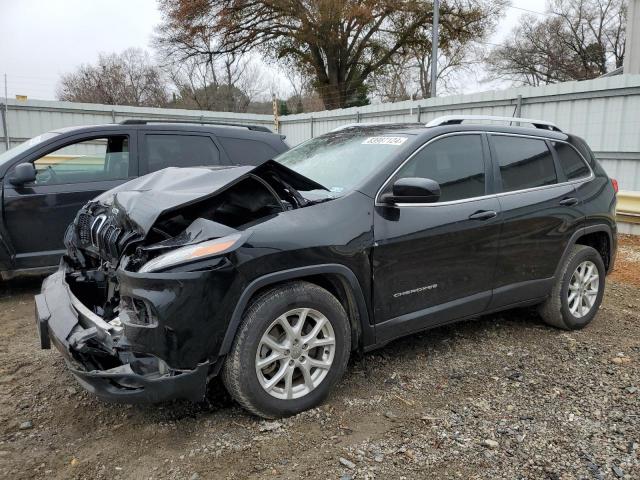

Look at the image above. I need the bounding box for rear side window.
[492,136,557,193]
[395,134,485,202]
[218,137,279,166]
[144,134,220,173]
[553,142,590,180]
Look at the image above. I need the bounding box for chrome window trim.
[374,131,594,208]
[489,132,595,195]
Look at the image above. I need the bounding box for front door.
[373,133,501,342]
[3,132,136,270]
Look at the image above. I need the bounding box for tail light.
[611,178,619,194]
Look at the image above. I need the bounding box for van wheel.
[222,281,350,418]
[538,245,605,330]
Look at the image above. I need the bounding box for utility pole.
[272,93,280,133]
[624,0,640,74]
[430,0,440,98]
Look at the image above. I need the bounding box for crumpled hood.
[94,160,326,235]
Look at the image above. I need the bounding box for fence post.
[514,94,523,127]
[3,74,8,150]
[1,102,8,150]
[515,94,523,117]
[310,116,314,138]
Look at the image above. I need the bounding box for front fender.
[218,263,375,356]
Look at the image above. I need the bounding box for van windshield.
[0,132,60,167]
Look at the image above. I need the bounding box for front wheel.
[538,245,606,330]
[222,281,351,418]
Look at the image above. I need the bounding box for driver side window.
[32,136,130,185]
[395,134,486,203]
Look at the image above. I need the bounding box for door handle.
[559,197,579,206]
[468,210,497,221]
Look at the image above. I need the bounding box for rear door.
[139,131,223,174]
[372,133,502,341]
[488,133,584,308]
[3,131,136,270]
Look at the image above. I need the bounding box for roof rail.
[425,115,562,132]
[331,121,424,132]
[119,119,272,133]
[331,122,391,132]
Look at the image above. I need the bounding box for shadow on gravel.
[110,308,550,422]
[0,276,44,298]
[122,377,237,422]
[369,306,547,361]
[1,271,551,424]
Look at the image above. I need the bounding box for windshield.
[274,131,410,197]
[0,132,60,167]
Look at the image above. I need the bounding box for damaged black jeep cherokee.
[35,115,617,418]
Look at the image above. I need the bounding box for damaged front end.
[35,161,327,402]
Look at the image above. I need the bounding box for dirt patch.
[1,244,639,479]
[610,234,640,287]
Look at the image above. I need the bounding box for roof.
[51,122,282,140]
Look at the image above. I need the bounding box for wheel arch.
[219,264,374,356]
[555,225,615,279]
[574,229,612,272]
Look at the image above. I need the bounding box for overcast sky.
[0,0,547,102]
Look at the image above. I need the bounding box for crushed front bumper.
[35,269,210,403]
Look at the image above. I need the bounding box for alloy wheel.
[255,308,336,400]
[568,260,600,318]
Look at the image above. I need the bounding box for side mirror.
[381,177,441,204]
[10,163,37,186]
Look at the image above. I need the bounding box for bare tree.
[487,0,627,86]
[156,13,266,115]
[368,54,416,103]
[164,52,265,112]
[155,0,506,110]
[56,48,169,106]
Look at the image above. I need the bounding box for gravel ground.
[1,236,639,480]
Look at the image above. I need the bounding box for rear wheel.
[222,281,350,418]
[538,245,605,330]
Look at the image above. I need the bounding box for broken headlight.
[139,233,243,273]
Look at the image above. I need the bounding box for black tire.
[538,245,606,330]
[222,281,351,418]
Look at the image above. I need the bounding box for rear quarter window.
[218,137,280,166]
[553,142,590,180]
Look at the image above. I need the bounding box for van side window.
[218,137,279,166]
[32,136,130,185]
[144,134,220,172]
[394,134,486,202]
[553,142,590,180]
[492,136,557,192]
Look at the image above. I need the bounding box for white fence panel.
[1,75,639,191]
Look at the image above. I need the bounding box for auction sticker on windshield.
[362,136,407,145]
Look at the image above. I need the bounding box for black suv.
[0,120,288,279]
[35,116,617,418]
